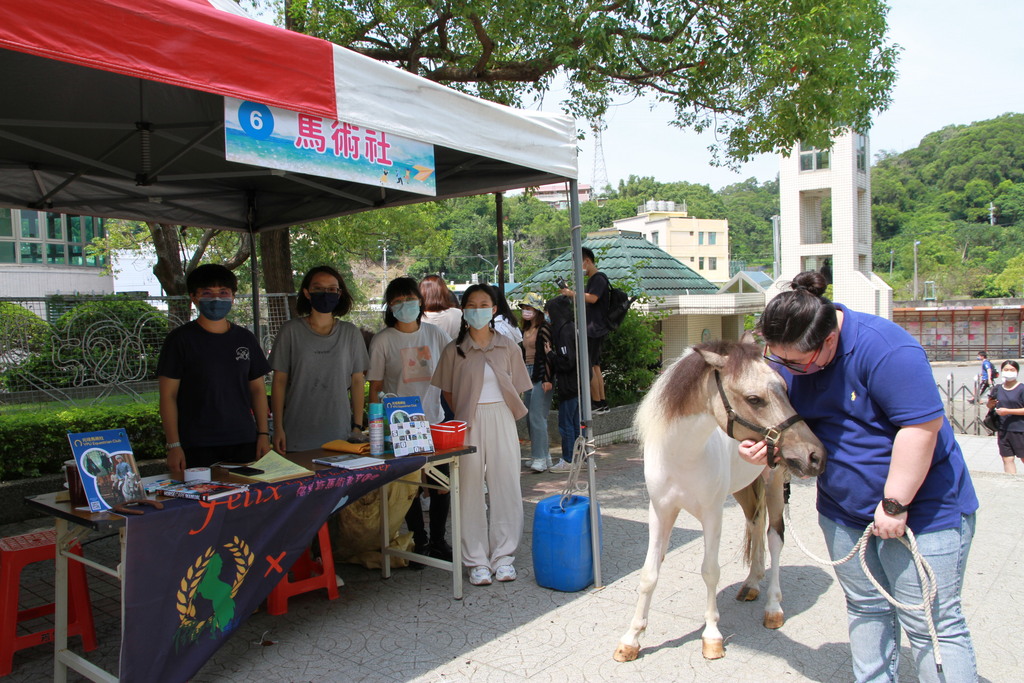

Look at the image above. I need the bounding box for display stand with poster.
[382,396,434,456]
[67,428,145,512]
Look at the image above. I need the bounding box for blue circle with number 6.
[238,101,274,140]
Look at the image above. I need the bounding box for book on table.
[67,428,147,512]
[382,395,435,457]
[150,480,249,501]
[312,454,386,469]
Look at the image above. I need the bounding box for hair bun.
[789,271,828,298]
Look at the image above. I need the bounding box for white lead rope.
[784,505,943,674]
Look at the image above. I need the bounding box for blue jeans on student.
[523,366,553,468]
[819,513,977,683]
[557,397,580,463]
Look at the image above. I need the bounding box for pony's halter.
[713,370,805,468]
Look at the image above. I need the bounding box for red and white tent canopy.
[0,0,577,231]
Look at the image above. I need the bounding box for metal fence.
[0,294,387,410]
[940,376,996,436]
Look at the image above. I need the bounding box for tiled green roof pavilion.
[509,229,718,299]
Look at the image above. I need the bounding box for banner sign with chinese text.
[224,98,436,196]
[121,455,427,683]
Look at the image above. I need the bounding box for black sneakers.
[592,400,611,415]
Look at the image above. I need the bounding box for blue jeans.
[523,366,553,467]
[819,513,977,683]
[557,397,580,463]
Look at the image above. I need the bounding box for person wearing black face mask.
[157,263,272,475]
[269,266,368,453]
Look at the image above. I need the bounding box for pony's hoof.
[702,638,725,659]
[763,611,785,629]
[736,585,760,602]
[613,643,640,662]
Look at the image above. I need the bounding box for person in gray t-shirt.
[270,266,369,453]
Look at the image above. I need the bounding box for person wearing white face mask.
[519,292,553,472]
[367,277,452,560]
[987,360,1024,474]
[431,284,532,586]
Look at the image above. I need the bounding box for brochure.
[243,450,313,482]
[382,396,434,457]
[67,428,146,512]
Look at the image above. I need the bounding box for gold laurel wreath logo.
[176,537,255,631]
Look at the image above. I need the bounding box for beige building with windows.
[612,200,730,284]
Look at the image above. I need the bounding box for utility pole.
[913,240,921,300]
[381,241,388,298]
[504,239,515,284]
[770,215,781,279]
[889,249,894,277]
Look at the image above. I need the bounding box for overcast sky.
[556,1,1024,192]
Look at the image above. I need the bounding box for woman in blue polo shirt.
[739,271,978,683]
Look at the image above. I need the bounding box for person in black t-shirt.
[157,264,272,476]
[560,247,611,414]
[988,359,1024,474]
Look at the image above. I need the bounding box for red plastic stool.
[266,522,339,616]
[0,529,97,676]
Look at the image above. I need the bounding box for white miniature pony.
[614,339,826,662]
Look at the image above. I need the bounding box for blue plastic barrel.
[532,494,602,592]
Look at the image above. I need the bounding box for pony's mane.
[661,340,762,420]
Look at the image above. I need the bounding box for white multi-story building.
[0,208,113,298]
[530,182,592,210]
[611,200,730,284]
[769,130,891,317]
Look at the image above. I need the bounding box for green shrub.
[6,297,169,391]
[601,309,662,406]
[0,403,163,481]
[0,303,50,391]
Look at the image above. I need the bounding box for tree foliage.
[274,0,898,164]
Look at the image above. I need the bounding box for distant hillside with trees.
[871,112,1024,299]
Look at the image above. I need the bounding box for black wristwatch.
[882,497,909,515]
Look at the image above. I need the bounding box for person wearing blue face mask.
[431,284,532,586]
[367,277,452,561]
[269,266,368,453]
[157,263,272,476]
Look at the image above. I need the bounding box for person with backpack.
[970,351,996,403]
[559,247,611,414]
[546,295,584,472]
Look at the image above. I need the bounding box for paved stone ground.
[3,434,1021,682]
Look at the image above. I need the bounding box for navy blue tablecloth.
[120,456,426,683]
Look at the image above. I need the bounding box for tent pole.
[569,180,602,589]
[247,193,261,347]
[495,192,505,296]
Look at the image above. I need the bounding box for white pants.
[461,402,523,570]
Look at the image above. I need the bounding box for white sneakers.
[469,566,492,585]
[549,459,573,472]
[495,565,517,582]
[469,565,517,584]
